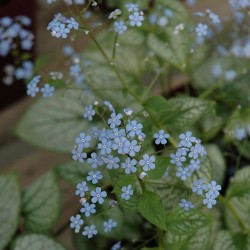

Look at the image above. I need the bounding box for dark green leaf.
[138,191,166,230]
[22,171,60,232]
[147,156,169,180]
[0,174,21,250]
[165,208,211,235]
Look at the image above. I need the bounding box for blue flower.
[139,154,155,172]
[103,219,117,232]
[103,155,120,169]
[110,128,126,140]
[98,138,112,155]
[195,23,208,38]
[66,17,79,30]
[192,179,207,195]
[170,152,186,167]
[72,146,87,163]
[112,136,128,154]
[108,113,123,129]
[179,199,194,211]
[121,157,137,174]
[124,139,141,157]
[203,193,217,209]
[111,241,122,250]
[207,180,221,197]
[82,224,97,238]
[40,83,55,97]
[126,120,143,138]
[178,131,196,148]
[188,144,202,159]
[129,11,144,27]
[75,181,88,197]
[80,202,96,217]
[70,64,81,77]
[52,23,70,38]
[114,21,128,35]
[188,159,201,172]
[70,214,84,233]
[225,69,236,81]
[121,185,133,200]
[90,187,107,204]
[87,152,103,168]
[125,3,139,12]
[154,129,169,145]
[26,75,41,97]
[234,127,247,140]
[86,171,103,184]
[83,105,95,121]
[176,167,192,181]
[75,133,92,148]
[104,100,115,112]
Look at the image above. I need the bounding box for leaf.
[144,96,213,130]
[138,191,166,230]
[15,90,97,153]
[0,174,21,250]
[12,234,66,250]
[56,161,91,186]
[214,231,250,250]
[22,171,60,232]
[147,156,169,180]
[226,166,250,200]
[165,208,211,235]
[206,144,225,185]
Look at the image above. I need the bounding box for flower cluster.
[168,131,221,210]
[211,63,237,81]
[47,13,79,39]
[148,7,174,27]
[0,16,34,85]
[111,3,144,35]
[26,75,55,98]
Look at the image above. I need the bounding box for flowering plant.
[1,0,250,249]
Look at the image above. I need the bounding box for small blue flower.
[104,100,115,112]
[75,133,92,148]
[176,167,192,181]
[111,241,122,250]
[86,171,103,184]
[211,63,222,78]
[124,139,141,157]
[40,83,55,97]
[192,179,207,195]
[179,199,194,211]
[114,21,128,35]
[103,219,117,232]
[83,105,95,121]
[188,144,202,159]
[170,152,186,167]
[112,136,129,154]
[70,64,81,77]
[26,75,41,97]
[188,159,201,172]
[66,17,79,30]
[139,154,155,172]
[103,155,120,169]
[225,69,236,81]
[87,152,103,168]
[110,128,126,140]
[52,23,70,38]
[82,224,97,238]
[108,113,123,129]
[121,157,137,174]
[98,138,113,155]
[154,129,169,145]
[70,214,84,233]
[195,23,208,38]
[234,127,247,140]
[80,202,96,217]
[90,187,107,204]
[207,180,221,197]
[72,146,87,163]
[126,120,143,138]
[129,11,144,27]
[125,3,139,12]
[178,131,196,148]
[121,185,133,200]
[203,193,217,209]
[75,181,88,197]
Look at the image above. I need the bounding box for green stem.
[199,82,220,99]
[218,196,246,231]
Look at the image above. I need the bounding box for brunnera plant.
[1,0,250,249]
